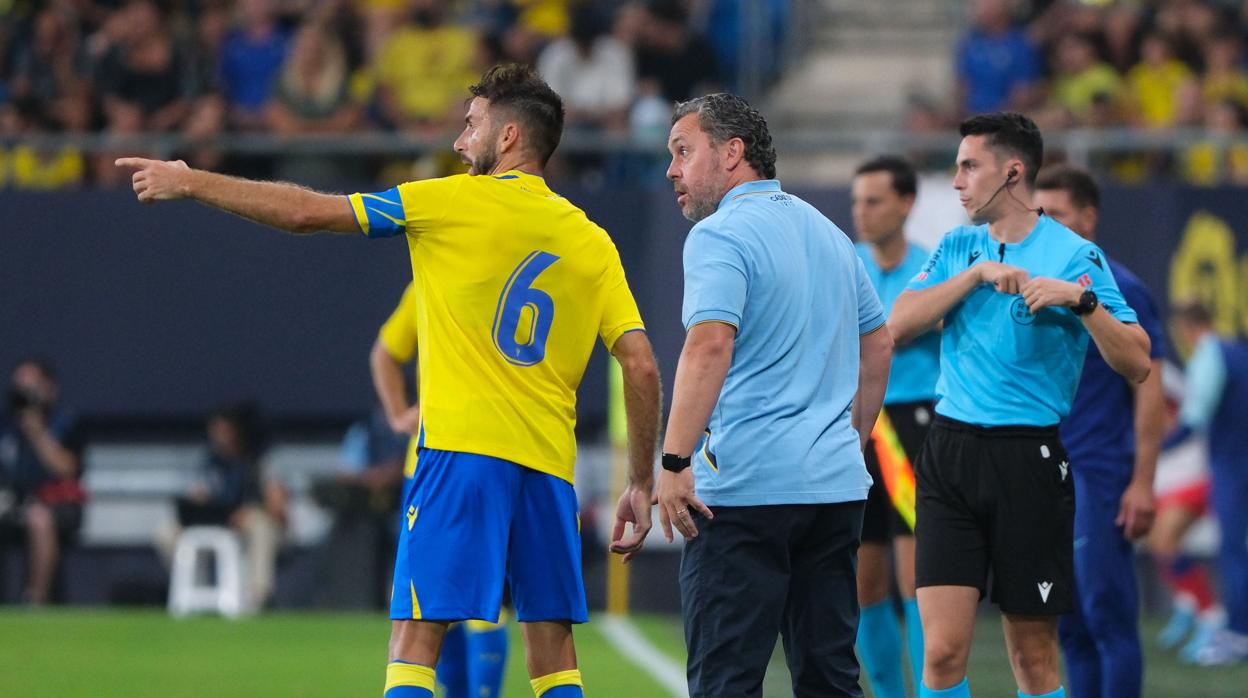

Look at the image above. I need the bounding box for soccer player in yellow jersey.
[371,282,511,698]
[116,64,663,698]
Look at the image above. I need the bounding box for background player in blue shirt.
[852,155,940,697]
[1171,301,1248,666]
[1034,165,1167,698]
[891,113,1152,698]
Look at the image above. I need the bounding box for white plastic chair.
[167,526,251,618]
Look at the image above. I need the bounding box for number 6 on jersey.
[493,251,559,366]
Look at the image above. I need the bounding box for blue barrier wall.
[3,183,1246,425]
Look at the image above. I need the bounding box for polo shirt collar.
[718,179,782,211]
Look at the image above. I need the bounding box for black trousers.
[680,501,866,698]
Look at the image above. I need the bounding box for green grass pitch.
[0,609,1244,696]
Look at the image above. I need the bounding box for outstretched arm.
[116,157,359,235]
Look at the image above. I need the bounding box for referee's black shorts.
[862,400,934,543]
[914,415,1076,615]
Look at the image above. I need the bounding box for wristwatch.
[1072,289,1099,316]
[661,453,692,473]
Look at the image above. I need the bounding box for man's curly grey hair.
[671,93,777,179]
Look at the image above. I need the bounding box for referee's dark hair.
[672,93,778,179]
[855,155,917,198]
[1036,164,1100,210]
[959,112,1044,188]
[470,63,566,167]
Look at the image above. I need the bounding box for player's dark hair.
[1035,164,1100,210]
[672,93,777,179]
[469,63,565,167]
[1172,300,1214,327]
[855,155,917,198]
[959,112,1044,187]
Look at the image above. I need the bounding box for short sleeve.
[1062,244,1138,324]
[348,176,462,238]
[681,224,749,330]
[598,246,646,349]
[855,257,886,334]
[377,283,419,363]
[906,234,952,292]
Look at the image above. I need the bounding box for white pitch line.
[597,614,689,698]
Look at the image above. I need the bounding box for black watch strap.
[1072,289,1099,316]
[662,453,692,473]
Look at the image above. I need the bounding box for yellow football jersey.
[349,171,644,483]
[379,282,419,363]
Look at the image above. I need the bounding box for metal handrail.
[6,127,1246,165]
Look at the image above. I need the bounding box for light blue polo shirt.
[856,242,940,405]
[682,179,885,506]
[906,215,1137,427]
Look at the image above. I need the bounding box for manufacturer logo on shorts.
[1038,581,1053,603]
[915,406,931,426]
[407,505,418,531]
[1059,460,1069,481]
[1010,296,1036,325]
[1040,445,1051,459]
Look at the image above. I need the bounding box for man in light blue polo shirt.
[651,93,894,698]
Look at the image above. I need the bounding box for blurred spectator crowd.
[0,0,793,189]
[917,0,1248,185]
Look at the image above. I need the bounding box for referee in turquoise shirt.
[652,93,894,697]
[890,113,1152,698]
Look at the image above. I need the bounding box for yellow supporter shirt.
[349,171,645,483]
[1051,63,1122,121]
[1127,60,1193,127]
[375,25,478,123]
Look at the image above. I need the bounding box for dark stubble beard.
[682,157,724,223]
[470,141,500,177]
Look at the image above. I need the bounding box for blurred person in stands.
[1034,165,1166,698]
[1041,33,1123,129]
[851,155,937,698]
[217,0,291,132]
[369,282,510,698]
[633,0,720,104]
[92,0,196,184]
[1148,364,1223,662]
[5,6,91,135]
[955,0,1043,117]
[267,19,364,185]
[0,6,89,189]
[1199,31,1248,113]
[0,358,86,605]
[1123,31,1200,130]
[1180,97,1248,186]
[373,0,478,136]
[1168,300,1248,665]
[537,5,634,136]
[156,402,288,611]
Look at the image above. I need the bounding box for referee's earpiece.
[1007,168,1018,183]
